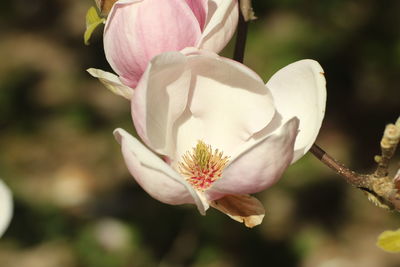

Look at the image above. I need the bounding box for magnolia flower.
[114,50,326,227]
[88,0,238,95]
[0,179,12,237]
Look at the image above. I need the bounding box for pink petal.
[185,0,208,30]
[113,128,208,214]
[206,117,299,200]
[199,0,239,52]
[266,60,326,163]
[104,0,202,88]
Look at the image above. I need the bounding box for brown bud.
[95,0,118,16]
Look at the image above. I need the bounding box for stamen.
[178,141,229,191]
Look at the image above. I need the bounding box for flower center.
[178,141,230,191]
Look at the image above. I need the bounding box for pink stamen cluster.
[178,141,230,191]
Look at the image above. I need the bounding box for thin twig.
[309,144,369,187]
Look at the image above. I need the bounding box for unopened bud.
[95,0,117,16]
[375,155,382,163]
[381,124,400,149]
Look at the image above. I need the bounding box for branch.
[309,144,369,188]
[310,117,400,211]
[231,0,400,213]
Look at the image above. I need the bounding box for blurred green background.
[0,0,399,266]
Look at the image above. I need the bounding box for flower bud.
[103,0,238,88]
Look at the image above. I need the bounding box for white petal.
[266,59,326,163]
[87,68,133,100]
[207,118,299,199]
[131,52,193,157]
[199,0,239,52]
[174,53,275,160]
[133,50,275,161]
[113,128,208,214]
[113,0,141,5]
[0,180,12,238]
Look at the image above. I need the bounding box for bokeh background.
[0,0,399,266]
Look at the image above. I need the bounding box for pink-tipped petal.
[266,60,327,163]
[104,0,202,88]
[131,52,192,156]
[185,0,208,30]
[0,179,12,237]
[207,117,299,200]
[114,128,208,214]
[199,0,239,52]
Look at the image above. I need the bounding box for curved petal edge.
[207,117,299,199]
[0,180,12,238]
[87,68,133,100]
[266,59,326,163]
[113,128,208,214]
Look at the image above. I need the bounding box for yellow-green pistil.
[178,141,229,191]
